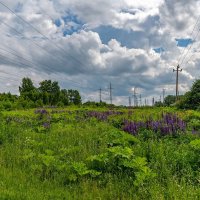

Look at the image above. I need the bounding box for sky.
[0,0,200,105]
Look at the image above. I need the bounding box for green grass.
[0,106,200,199]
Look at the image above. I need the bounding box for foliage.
[86,131,154,186]
[1,107,200,199]
[122,113,186,137]
[0,77,82,110]
[83,101,107,107]
[164,95,176,106]
[154,101,163,107]
[177,79,200,110]
[19,77,36,96]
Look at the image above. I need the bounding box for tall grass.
[0,107,200,199]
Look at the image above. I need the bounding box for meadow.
[1,106,200,199]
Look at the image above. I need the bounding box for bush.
[178,80,200,110]
[3,101,12,111]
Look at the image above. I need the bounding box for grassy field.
[1,106,200,199]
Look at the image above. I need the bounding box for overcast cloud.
[0,0,199,105]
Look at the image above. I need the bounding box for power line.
[109,83,113,104]
[184,53,195,65]
[0,46,40,68]
[133,87,138,107]
[1,12,156,98]
[179,30,200,67]
[99,88,102,103]
[177,16,200,65]
[139,94,142,106]
[0,20,68,67]
[38,7,55,22]
[0,52,44,84]
[0,33,118,104]
[0,73,19,82]
[0,19,95,77]
[171,17,200,102]
[0,44,101,91]
[0,1,90,74]
[1,1,177,105]
[152,97,155,106]
[163,88,166,103]
[177,17,200,67]
[0,3,114,96]
[0,58,94,93]
[128,96,131,107]
[0,52,32,71]
[173,65,182,100]
[0,47,111,101]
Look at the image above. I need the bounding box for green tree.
[154,101,163,107]
[39,80,52,93]
[164,95,176,106]
[60,89,69,105]
[180,79,200,109]
[19,77,35,94]
[68,89,81,105]
[51,81,60,105]
[39,80,60,105]
[17,78,82,108]
[19,77,37,101]
[188,80,200,109]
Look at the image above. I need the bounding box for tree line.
[0,78,199,111]
[154,79,200,110]
[0,77,81,110]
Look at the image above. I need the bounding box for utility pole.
[99,88,102,103]
[173,65,182,100]
[152,97,155,106]
[133,87,138,107]
[163,89,166,103]
[129,96,131,107]
[109,83,113,104]
[139,94,142,106]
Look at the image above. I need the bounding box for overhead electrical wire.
[0,20,108,94]
[0,1,111,99]
[0,1,90,74]
[0,38,99,91]
[177,15,200,67]
[179,28,200,66]
[0,47,108,94]
[0,20,68,67]
[0,2,109,89]
[49,12,156,98]
[37,6,92,60]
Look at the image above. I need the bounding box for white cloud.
[0,0,199,105]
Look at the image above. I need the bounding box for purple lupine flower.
[35,109,48,115]
[86,110,124,121]
[122,113,186,136]
[43,122,50,129]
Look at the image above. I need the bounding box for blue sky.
[176,38,193,47]
[0,0,199,105]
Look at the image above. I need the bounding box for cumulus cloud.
[159,0,200,36]
[0,0,199,105]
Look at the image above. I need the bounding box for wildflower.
[43,122,50,129]
[122,113,186,136]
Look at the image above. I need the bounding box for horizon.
[0,0,199,105]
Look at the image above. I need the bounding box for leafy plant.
[188,119,200,132]
[190,139,200,151]
[107,131,139,147]
[87,129,156,186]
